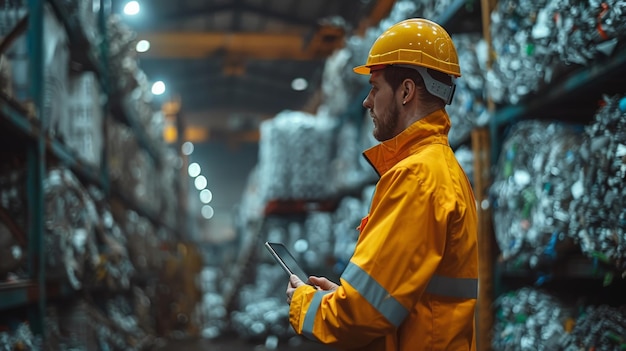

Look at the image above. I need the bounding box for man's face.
[363,70,401,142]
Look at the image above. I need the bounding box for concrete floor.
[153,335,335,351]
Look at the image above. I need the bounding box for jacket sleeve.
[288,166,449,349]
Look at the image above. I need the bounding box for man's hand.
[309,276,339,291]
[286,274,305,304]
[286,275,339,305]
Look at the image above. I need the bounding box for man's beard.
[372,101,400,142]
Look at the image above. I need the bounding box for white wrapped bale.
[258,110,337,202]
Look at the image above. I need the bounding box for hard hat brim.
[353,65,371,75]
[353,62,461,77]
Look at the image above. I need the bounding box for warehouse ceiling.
[115,0,397,143]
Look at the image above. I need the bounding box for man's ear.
[402,79,415,102]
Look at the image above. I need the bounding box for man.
[286,18,478,350]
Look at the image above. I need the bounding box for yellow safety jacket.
[289,109,478,350]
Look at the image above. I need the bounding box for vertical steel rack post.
[25,0,45,336]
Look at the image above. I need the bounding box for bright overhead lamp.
[194,175,207,190]
[123,1,140,15]
[188,162,201,177]
[136,40,150,53]
[201,205,214,219]
[151,81,166,95]
[291,77,308,91]
[181,142,194,155]
[199,189,213,204]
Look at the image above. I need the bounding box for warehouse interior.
[1,0,625,350]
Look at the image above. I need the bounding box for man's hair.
[383,66,452,104]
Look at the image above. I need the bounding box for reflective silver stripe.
[342,262,408,328]
[425,274,478,299]
[302,290,332,341]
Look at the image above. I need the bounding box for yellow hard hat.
[353,18,461,77]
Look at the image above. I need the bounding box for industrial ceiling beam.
[137,31,330,60]
[159,3,318,28]
[138,28,346,61]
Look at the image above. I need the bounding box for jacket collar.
[363,109,451,176]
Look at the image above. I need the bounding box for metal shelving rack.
[477,1,626,349]
[0,0,182,341]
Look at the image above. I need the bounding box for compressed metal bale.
[258,111,337,202]
[573,95,626,274]
[488,0,626,105]
[552,0,626,65]
[487,0,558,105]
[561,304,626,351]
[43,168,100,290]
[0,321,41,350]
[490,120,585,270]
[492,287,573,351]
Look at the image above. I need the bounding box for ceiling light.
[201,205,214,219]
[199,189,213,204]
[188,162,201,177]
[136,39,150,53]
[181,141,194,155]
[291,77,308,91]
[194,175,207,190]
[151,81,166,95]
[123,1,140,15]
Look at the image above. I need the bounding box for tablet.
[264,241,312,285]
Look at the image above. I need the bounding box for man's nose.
[362,94,372,109]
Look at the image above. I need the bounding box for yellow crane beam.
[137,30,344,60]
